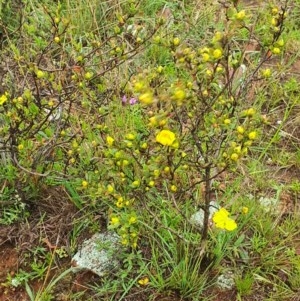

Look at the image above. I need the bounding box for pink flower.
[129,97,137,105]
[122,95,127,104]
[121,95,138,105]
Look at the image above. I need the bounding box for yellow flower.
[17,144,24,151]
[202,53,210,62]
[129,216,137,224]
[115,151,123,159]
[224,118,231,125]
[242,207,249,214]
[116,197,124,208]
[107,184,114,193]
[237,126,245,134]
[213,31,223,42]
[272,47,280,55]
[216,66,223,73]
[82,180,88,188]
[187,81,193,89]
[122,159,129,167]
[242,147,248,155]
[272,7,279,15]
[245,108,255,117]
[173,88,186,103]
[148,180,155,187]
[276,39,284,47]
[125,133,136,140]
[199,47,210,54]
[132,180,140,188]
[170,185,177,192]
[48,100,55,107]
[156,130,176,146]
[69,158,75,164]
[72,141,79,149]
[138,277,149,286]
[230,153,239,161]
[248,131,257,140]
[164,166,170,173]
[116,201,123,208]
[110,216,120,226]
[153,169,160,177]
[271,17,278,26]
[84,72,93,80]
[141,142,148,149]
[106,135,114,146]
[234,146,241,154]
[202,89,209,97]
[121,238,128,245]
[139,92,153,105]
[36,70,45,79]
[91,140,97,147]
[212,208,237,231]
[206,69,212,77]
[0,93,8,105]
[156,65,163,73]
[262,68,272,78]
[173,37,180,46]
[134,81,144,92]
[148,116,158,127]
[235,10,246,21]
[213,49,223,59]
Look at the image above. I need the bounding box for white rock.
[216,271,235,290]
[190,201,219,229]
[72,232,121,277]
[44,105,62,121]
[258,196,278,212]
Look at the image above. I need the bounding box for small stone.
[190,201,219,229]
[72,232,121,277]
[258,196,278,212]
[216,271,235,290]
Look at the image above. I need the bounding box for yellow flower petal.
[156,130,176,146]
[110,216,120,226]
[0,93,8,105]
[82,180,88,188]
[224,218,237,231]
[139,92,153,105]
[242,206,249,214]
[212,208,237,231]
[106,135,114,146]
[212,208,229,221]
[213,49,223,59]
[129,216,137,224]
[138,277,149,286]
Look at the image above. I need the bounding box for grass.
[0,0,300,300]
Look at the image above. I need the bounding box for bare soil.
[0,243,28,301]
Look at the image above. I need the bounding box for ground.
[1,159,300,300]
